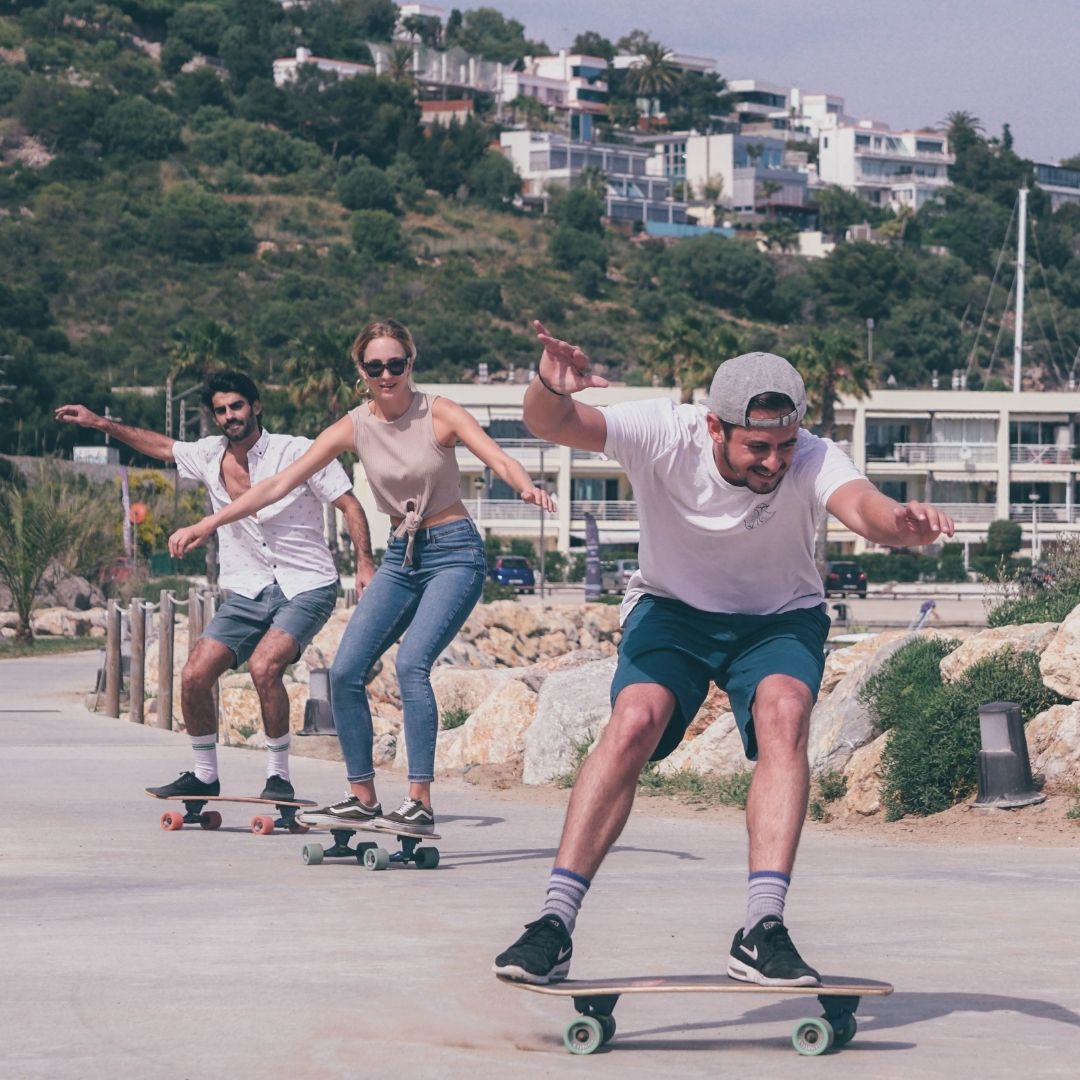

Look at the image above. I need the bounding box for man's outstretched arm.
[827,478,956,547]
[522,321,609,452]
[54,404,176,463]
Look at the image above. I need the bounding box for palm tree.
[648,314,746,402]
[625,42,679,124]
[758,178,783,219]
[789,327,874,573]
[386,43,416,86]
[939,110,984,154]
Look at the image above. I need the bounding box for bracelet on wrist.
[537,370,569,397]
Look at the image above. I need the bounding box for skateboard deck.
[144,790,316,835]
[297,816,441,870]
[500,973,892,1056]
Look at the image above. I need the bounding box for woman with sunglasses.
[169,318,555,834]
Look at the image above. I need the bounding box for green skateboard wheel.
[792,1016,834,1056]
[564,1016,604,1055]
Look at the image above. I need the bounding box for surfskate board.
[145,790,316,834]
[297,815,442,870]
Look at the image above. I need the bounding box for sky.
[488,0,1080,164]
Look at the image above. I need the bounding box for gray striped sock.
[746,870,791,933]
[539,867,590,935]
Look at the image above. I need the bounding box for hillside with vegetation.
[1,2,1079,460]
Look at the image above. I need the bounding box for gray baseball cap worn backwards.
[707,351,807,428]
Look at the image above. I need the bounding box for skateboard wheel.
[160,811,184,831]
[199,811,222,830]
[598,1015,616,1044]
[564,1016,604,1055]
[302,843,324,865]
[792,1017,834,1056]
[413,846,440,870]
[287,821,309,835]
[354,842,377,865]
[830,1013,857,1047]
[363,846,390,871]
[251,815,276,835]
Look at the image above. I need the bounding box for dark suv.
[824,560,867,598]
[488,555,536,593]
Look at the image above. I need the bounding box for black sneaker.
[492,916,573,984]
[298,795,382,827]
[146,771,220,799]
[373,797,435,835]
[260,774,295,802]
[727,917,821,987]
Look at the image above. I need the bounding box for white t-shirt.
[602,398,863,620]
[172,429,351,600]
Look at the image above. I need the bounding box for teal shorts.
[610,594,831,762]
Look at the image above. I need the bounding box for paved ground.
[4,651,1080,1080]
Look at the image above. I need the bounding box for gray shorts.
[202,582,338,667]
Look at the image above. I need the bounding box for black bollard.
[973,701,1045,809]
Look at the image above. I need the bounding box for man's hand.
[169,521,214,557]
[519,485,556,513]
[534,320,610,396]
[355,557,377,591]
[55,404,103,429]
[893,501,955,544]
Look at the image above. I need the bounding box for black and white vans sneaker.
[146,771,220,798]
[727,917,821,987]
[298,794,382,827]
[493,915,573,984]
[374,797,435,835]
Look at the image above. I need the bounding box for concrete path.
[3,652,1079,1079]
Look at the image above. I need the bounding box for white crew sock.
[266,735,290,781]
[189,735,218,783]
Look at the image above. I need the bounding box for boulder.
[457,679,539,769]
[1039,605,1080,699]
[522,657,617,785]
[430,666,514,716]
[838,732,888,817]
[659,711,750,776]
[1026,702,1080,791]
[940,623,1058,682]
[30,607,92,637]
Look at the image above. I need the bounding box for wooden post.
[129,599,145,724]
[104,599,122,718]
[157,590,175,730]
[187,585,202,651]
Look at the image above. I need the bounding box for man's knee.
[602,689,673,762]
[248,651,287,688]
[753,679,813,756]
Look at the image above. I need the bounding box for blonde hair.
[350,319,417,368]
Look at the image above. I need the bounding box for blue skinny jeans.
[330,517,485,783]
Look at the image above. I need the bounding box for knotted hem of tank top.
[392,500,424,566]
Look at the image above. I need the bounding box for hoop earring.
[355,378,369,396]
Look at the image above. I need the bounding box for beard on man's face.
[721,442,786,494]
[222,414,256,443]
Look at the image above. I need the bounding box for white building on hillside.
[272,47,373,86]
[728,79,844,141]
[1034,162,1080,211]
[501,51,609,141]
[817,118,953,211]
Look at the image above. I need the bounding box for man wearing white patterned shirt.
[56,371,375,800]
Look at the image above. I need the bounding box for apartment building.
[645,131,811,217]
[500,51,609,141]
[499,130,694,226]
[818,119,953,211]
[1034,162,1080,211]
[727,79,844,141]
[350,383,1080,563]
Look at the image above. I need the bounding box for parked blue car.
[489,555,536,593]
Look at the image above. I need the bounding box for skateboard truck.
[302,828,440,870]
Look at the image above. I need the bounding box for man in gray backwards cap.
[493,323,954,989]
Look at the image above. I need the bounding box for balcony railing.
[468,499,548,521]
[1009,503,1076,524]
[456,439,556,470]
[889,442,997,465]
[930,503,1000,523]
[571,500,638,521]
[1010,444,1077,465]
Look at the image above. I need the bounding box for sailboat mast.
[1013,187,1028,393]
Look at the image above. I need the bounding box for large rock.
[1039,604,1080,699]
[940,623,1058,682]
[30,607,93,637]
[659,711,751,776]
[0,562,104,611]
[457,679,539,769]
[430,666,514,715]
[838,732,888,817]
[808,629,959,774]
[1026,702,1080,791]
[523,657,617,785]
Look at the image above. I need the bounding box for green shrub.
[637,764,753,809]
[988,585,1080,627]
[149,184,254,262]
[817,769,848,802]
[337,163,398,214]
[441,706,470,730]
[482,580,517,603]
[351,209,405,262]
[859,636,959,733]
[879,648,1065,819]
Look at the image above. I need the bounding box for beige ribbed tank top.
[349,392,462,523]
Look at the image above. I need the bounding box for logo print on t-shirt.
[743,502,776,530]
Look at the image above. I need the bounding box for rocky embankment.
[12,587,1080,821]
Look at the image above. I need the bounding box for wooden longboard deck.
[144,791,316,809]
[502,974,892,998]
[297,813,441,841]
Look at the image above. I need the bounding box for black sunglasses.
[361,357,409,377]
